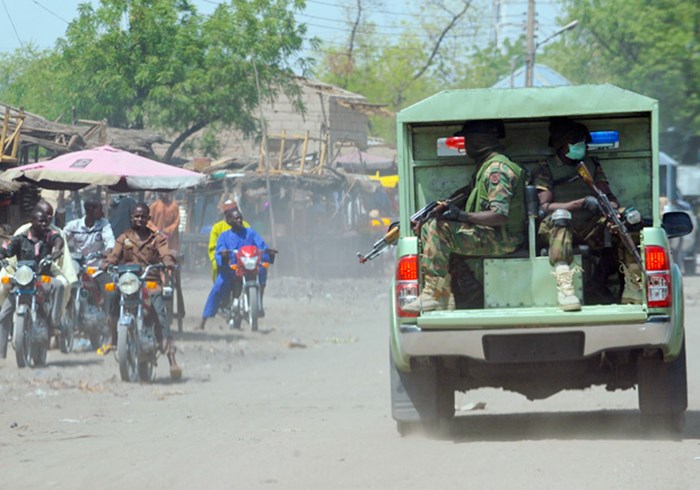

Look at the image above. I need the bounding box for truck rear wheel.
[683,256,696,276]
[638,340,687,431]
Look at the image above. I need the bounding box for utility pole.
[524,0,536,87]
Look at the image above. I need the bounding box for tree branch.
[163,119,209,163]
[412,0,472,82]
[343,0,363,87]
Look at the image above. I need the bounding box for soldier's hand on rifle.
[410,220,421,235]
[441,203,469,223]
[582,195,602,214]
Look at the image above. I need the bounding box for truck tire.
[683,256,696,276]
[638,340,687,431]
[390,349,454,435]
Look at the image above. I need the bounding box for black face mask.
[465,133,501,161]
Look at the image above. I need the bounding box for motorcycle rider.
[0,208,67,351]
[101,203,181,379]
[0,200,77,347]
[198,208,269,330]
[208,199,251,282]
[63,197,116,348]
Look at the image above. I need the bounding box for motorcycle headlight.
[118,272,140,295]
[15,265,34,287]
[241,256,258,271]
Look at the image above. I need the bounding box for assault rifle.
[576,161,643,268]
[357,182,472,263]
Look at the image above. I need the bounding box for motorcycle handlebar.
[106,262,173,279]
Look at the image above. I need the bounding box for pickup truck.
[389,84,693,434]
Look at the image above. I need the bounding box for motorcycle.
[108,263,172,382]
[65,252,111,352]
[226,246,273,332]
[0,256,54,367]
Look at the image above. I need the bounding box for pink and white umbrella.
[0,145,205,192]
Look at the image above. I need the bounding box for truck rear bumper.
[399,315,671,360]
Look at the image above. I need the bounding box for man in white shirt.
[64,197,116,335]
[64,197,116,265]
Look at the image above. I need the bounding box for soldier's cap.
[455,119,506,139]
[548,117,592,149]
[221,199,238,213]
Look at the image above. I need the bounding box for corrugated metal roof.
[491,63,572,88]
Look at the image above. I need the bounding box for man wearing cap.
[535,117,642,310]
[208,199,250,281]
[404,119,527,313]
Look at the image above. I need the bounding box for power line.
[31,0,69,24]
[2,0,23,49]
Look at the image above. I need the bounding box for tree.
[314,1,527,143]
[542,0,700,136]
[3,0,315,162]
[0,46,67,121]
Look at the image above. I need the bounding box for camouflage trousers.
[420,219,520,277]
[538,215,639,266]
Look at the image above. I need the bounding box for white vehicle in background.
[660,151,698,275]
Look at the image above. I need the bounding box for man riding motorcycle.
[0,200,77,346]
[64,197,116,350]
[101,203,181,378]
[198,208,269,330]
[0,208,67,352]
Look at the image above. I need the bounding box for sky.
[0,0,563,56]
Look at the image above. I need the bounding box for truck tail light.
[645,245,671,308]
[396,254,419,318]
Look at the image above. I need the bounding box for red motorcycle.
[226,246,274,332]
[65,252,111,352]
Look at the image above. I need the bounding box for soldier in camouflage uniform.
[536,117,643,311]
[404,120,526,313]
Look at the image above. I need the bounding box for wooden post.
[1,107,8,158]
[278,130,286,171]
[299,131,309,174]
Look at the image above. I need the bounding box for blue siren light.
[588,130,619,150]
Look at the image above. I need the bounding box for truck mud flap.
[390,352,439,423]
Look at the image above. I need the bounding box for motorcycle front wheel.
[13,311,32,368]
[247,286,259,332]
[0,321,9,359]
[229,296,242,330]
[59,316,75,354]
[117,321,139,382]
[31,321,48,367]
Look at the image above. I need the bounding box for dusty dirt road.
[1,271,700,489]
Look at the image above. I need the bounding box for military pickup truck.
[388,84,693,434]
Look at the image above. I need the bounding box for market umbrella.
[0,145,205,192]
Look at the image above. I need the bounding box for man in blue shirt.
[198,209,269,330]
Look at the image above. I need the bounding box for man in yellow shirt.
[208,200,250,281]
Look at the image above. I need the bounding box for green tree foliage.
[543,0,700,135]
[0,46,66,121]
[1,0,314,162]
[314,0,523,143]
